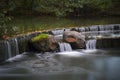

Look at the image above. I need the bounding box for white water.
[78,27,85,32]
[86,39,96,50]
[51,29,64,35]
[54,35,63,42]
[59,42,72,52]
[78,24,120,32]
[14,38,19,55]
[6,52,28,62]
[51,29,70,35]
[57,51,84,57]
[89,26,99,31]
[1,38,20,60]
[5,41,12,58]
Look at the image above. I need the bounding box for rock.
[31,34,58,52]
[63,31,86,49]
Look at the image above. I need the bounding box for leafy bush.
[0,0,114,17]
[0,12,19,40]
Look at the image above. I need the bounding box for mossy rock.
[31,34,49,42]
[30,34,58,52]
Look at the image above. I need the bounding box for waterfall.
[59,42,72,52]
[78,27,85,32]
[77,24,120,32]
[14,38,19,55]
[51,29,64,35]
[5,41,12,58]
[86,39,96,50]
[89,26,99,31]
[54,35,63,42]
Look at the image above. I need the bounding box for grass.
[9,15,120,36]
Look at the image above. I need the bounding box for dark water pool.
[0,49,120,80]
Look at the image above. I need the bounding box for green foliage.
[33,0,113,16]
[0,12,19,40]
[0,0,117,17]
[31,34,49,42]
[0,0,17,39]
[88,0,112,11]
[35,0,75,17]
[0,12,9,39]
[0,0,119,40]
[0,0,22,40]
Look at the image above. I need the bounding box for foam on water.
[56,51,84,57]
[6,52,28,62]
[82,49,97,53]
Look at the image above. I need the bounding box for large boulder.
[63,31,86,49]
[30,34,58,52]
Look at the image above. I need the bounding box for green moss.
[31,33,49,42]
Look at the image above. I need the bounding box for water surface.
[0,49,120,80]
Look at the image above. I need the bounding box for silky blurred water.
[0,49,120,80]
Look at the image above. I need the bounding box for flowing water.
[58,42,72,52]
[86,39,97,50]
[14,38,19,55]
[0,49,120,80]
[0,24,120,80]
[5,41,12,58]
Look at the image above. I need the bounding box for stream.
[0,49,120,80]
[0,24,120,80]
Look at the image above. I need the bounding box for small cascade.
[89,26,99,31]
[99,25,105,31]
[86,39,97,50]
[59,42,72,52]
[51,29,64,35]
[77,24,120,32]
[54,35,63,42]
[78,27,86,32]
[14,38,19,55]
[5,41,12,58]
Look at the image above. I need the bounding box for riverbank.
[7,16,120,37]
